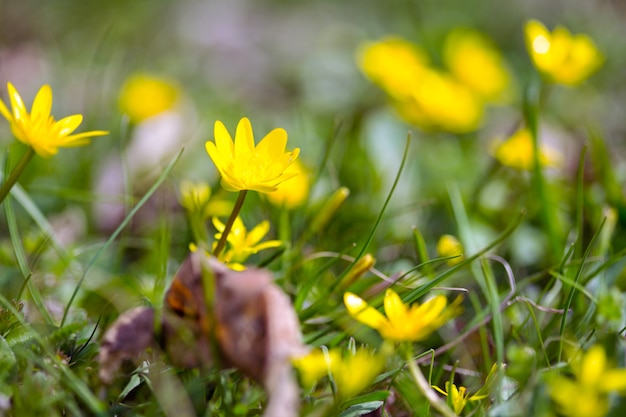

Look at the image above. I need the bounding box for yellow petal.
[31,84,53,122]
[0,92,12,122]
[600,369,626,392]
[383,289,408,326]
[525,20,550,55]
[344,292,388,331]
[206,142,228,177]
[234,117,255,158]
[212,217,226,233]
[8,82,27,123]
[54,114,83,136]
[256,127,288,159]
[579,345,606,386]
[246,220,271,246]
[433,385,448,397]
[411,295,448,324]
[214,120,235,155]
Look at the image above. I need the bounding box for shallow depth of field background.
[1,0,626,416]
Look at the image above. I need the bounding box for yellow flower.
[212,216,281,270]
[550,381,608,417]
[436,234,464,265]
[357,37,430,100]
[433,382,487,415]
[266,159,309,209]
[492,128,561,171]
[205,117,300,193]
[443,29,511,102]
[358,35,507,133]
[397,68,484,134]
[343,289,462,342]
[118,73,180,123]
[0,82,108,158]
[569,345,626,392]
[179,180,211,213]
[179,180,232,219]
[525,19,603,86]
[292,347,385,399]
[548,345,626,417]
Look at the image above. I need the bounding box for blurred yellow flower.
[118,73,180,123]
[266,159,309,209]
[0,82,108,158]
[292,347,385,399]
[492,128,561,171]
[179,180,232,219]
[343,289,462,342]
[525,19,603,86]
[443,29,511,102]
[179,180,211,212]
[549,345,626,417]
[433,381,487,415]
[398,68,484,134]
[212,216,281,270]
[357,36,490,133]
[436,234,464,265]
[357,37,430,100]
[206,117,300,193]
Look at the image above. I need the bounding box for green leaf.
[339,400,384,417]
[342,390,390,408]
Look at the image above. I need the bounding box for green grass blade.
[557,216,606,362]
[404,210,525,304]
[61,147,184,326]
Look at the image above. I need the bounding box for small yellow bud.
[340,254,376,289]
[437,234,464,265]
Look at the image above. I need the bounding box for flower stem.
[0,147,35,205]
[405,347,457,417]
[213,190,248,258]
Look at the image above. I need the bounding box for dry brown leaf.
[98,251,307,417]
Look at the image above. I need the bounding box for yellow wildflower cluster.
[548,345,626,417]
[358,29,511,133]
[525,20,603,86]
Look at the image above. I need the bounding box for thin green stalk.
[557,216,606,362]
[403,344,457,417]
[574,145,588,259]
[524,80,562,261]
[524,299,551,368]
[0,147,35,204]
[4,191,54,325]
[330,132,411,292]
[2,148,54,325]
[212,190,248,258]
[354,133,411,262]
[404,210,525,304]
[481,258,504,366]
